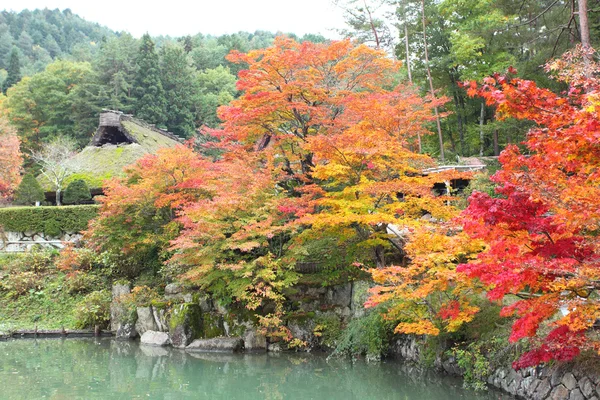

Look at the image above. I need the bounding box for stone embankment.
[111,280,370,353]
[393,336,600,400]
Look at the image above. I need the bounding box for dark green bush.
[14,174,45,206]
[0,205,99,235]
[62,179,92,205]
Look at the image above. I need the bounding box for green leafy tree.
[14,173,45,205]
[195,65,237,127]
[132,34,167,126]
[4,60,95,148]
[63,179,91,205]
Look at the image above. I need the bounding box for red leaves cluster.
[460,48,600,368]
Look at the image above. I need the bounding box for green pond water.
[0,338,515,400]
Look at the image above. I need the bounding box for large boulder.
[169,303,202,348]
[152,305,169,332]
[186,337,244,352]
[327,283,352,308]
[243,328,267,352]
[135,306,158,336]
[140,330,170,346]
[110,283,137,339]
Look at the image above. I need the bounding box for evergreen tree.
[160,44,196,137]
[14,173,45,205]
[3,47,20,92]
[63,179,91,205]
[0,30,14,70]
[132,34,167,125]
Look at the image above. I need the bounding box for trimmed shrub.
[74,290,111,329]
[63,179,92,205]
[0,205,99,235]
[14,174,45,205]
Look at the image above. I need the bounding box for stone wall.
[392,335,600,400]
[0,231,82,252]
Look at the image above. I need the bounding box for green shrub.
[74,290,111,329]
[0,205,99,235]
[0,271,44,298]
[14,174,45,206]
[448,342,491,391]
[333,308,395,361]
[4,246,57,273]
[65,271,102,294]
[313,314,343,349]
[62,179,92,205]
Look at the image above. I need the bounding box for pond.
[0,338,514,399]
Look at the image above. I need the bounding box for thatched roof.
[42,111,182,191]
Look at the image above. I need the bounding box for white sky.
[3,0,348,39]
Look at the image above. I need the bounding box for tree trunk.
[578,0,591,50]
[56,187,62,206]
[363,0,380,49]
[421,0,444,162]
[479,101,485,156]
[578,0,593,76]
[453,93,465,156]
[493,129,499,156]
[404,24,412,83]
[374,245,386,269]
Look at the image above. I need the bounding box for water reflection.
[0,338,514,399]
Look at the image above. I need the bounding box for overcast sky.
[3,0,348,38]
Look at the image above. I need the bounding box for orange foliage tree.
[0,115,22,201]
[217,37,473,335]
[459,49,600,368]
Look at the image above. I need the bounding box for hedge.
[0,205,99,236]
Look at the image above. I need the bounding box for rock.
[140,330,170,346]
[268,343,282,352]
[550,385,570,400]
[112,283,131,300]
[183,293,193,303]
[110,283,137,339]
[570,389,585,400]
[135,307,158,335]
[533,379,552,400]
[551,365,568,387]
[580,377,594,398]
[327,283,352,308]
[200,312,226,338]
[186,337,243,352]
[165,283,183,295]
[152,306,169,332]
[169,303,202,348]
[244,328,267,351]
[563,372,578,390]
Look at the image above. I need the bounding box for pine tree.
[160,44,196,138]
[132,34,167,126]
[14,173,45,205]
[4,48,21,93]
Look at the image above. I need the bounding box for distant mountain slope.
[0,8,117,74]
